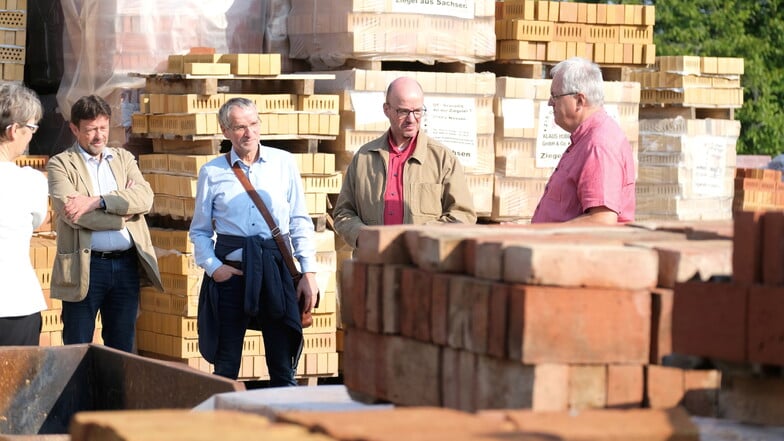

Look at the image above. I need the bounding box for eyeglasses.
[5,123,39,134]
[391,106,426,120]
[550,91,579,100]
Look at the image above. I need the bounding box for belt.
[91,248,136,259]
[223,260,242,270]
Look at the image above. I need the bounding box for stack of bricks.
[630,56,744,221]
[492,76,640,221]
[669,210,784,425]
[340,222,730,412]
[496,0,656,65]
[130,53,340,139]
[733,167,784,212]
[287,0,496,69]
[629,56,745,110]
[0,0,26,81]
[316,69,497,216]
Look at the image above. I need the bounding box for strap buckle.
[270,225,281,238]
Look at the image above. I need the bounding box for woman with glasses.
[333,76,476,249]
[0,82,48,346]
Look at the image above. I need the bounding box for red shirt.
[384,133,417,225]
[531,110,636,223]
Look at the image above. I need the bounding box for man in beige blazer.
[47,95,162,353]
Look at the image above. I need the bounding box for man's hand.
[297,272,319,312]
[64,194,101,223]
[212,264,243,283]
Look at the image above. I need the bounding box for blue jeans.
[212,274,302,385]
[62,253,140,352]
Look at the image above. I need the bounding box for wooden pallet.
[132,72,336,96]
[639,105,735,120]
[331,58,478,74]
[477,60,544,79]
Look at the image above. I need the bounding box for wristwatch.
[99,197,106,210]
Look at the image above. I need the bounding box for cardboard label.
[501,98,535,129]
[535,103,622,168]
[349,91,387,125]
[691,136,728,198]
[391,0,475,19]
[423,96,478,167]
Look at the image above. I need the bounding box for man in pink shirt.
[531,57,635,225]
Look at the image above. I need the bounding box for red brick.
[474,355,535,409]
[400,268,433,342]
[531,363,570,411]
[732,210,764,283]
[447,279,490,354]
[339,260,366,329]
[646,365,684,409]
[633,239,732,288]
[343,327,380,399]
[762,211,784,285]
[507,285,650,364]
[503,243,658,290]
[355,226,412,264]
[441,347,477,412]
[606,364,644,408]
[487,283,509,358]
[409,229,470,273]
[430,273,452,346]
[682,369,720,417]
[748,285,784,365]
[650,288,673,364]
[383,336,441,406]
[365,264,383,333]
[672,281,748,362]
[569,365,607,410]
[381,265,404,334]
[500,407,699,440]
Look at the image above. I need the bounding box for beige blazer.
[47,144,163,302]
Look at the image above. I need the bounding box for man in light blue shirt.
[190,97,318,384]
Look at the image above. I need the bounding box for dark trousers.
[0,312,42,346]
[212,273,302,386]
[62,253,140,352]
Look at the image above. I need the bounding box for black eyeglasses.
[550,91,579,100]
[391,106,426,120]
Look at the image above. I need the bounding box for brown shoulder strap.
[225,153,300,278]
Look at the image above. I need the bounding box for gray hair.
[0,82,43,141]
[551,57,604,107]
[218,97,257,129]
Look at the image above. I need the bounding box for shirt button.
[394,173,398,177]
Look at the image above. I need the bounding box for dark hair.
[70,95,111,125]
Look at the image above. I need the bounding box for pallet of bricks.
[13,155,106,347]
[130,51,341,383]
[0,0,26,81]
[627,55,744,221]
[340,221,740,417]
[287,0,496,71]
[486,0,650,222]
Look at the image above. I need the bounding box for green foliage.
[651,0,784,156]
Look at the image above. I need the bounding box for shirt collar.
[78,145,113,163]
[229,144,265,167]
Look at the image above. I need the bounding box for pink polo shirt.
[384,133,416,225]
[531,110,635,223]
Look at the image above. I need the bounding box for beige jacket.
[47,144,163,302]
[333,131,476,247]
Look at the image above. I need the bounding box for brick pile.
[339,222,731,413]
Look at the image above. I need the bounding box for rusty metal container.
[0,344,243,435]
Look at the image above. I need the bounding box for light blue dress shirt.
[189,145,316,277]
[79,147,133,251]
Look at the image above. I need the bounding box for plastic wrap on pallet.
[56,0,285,122]
[287,0,496,68]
